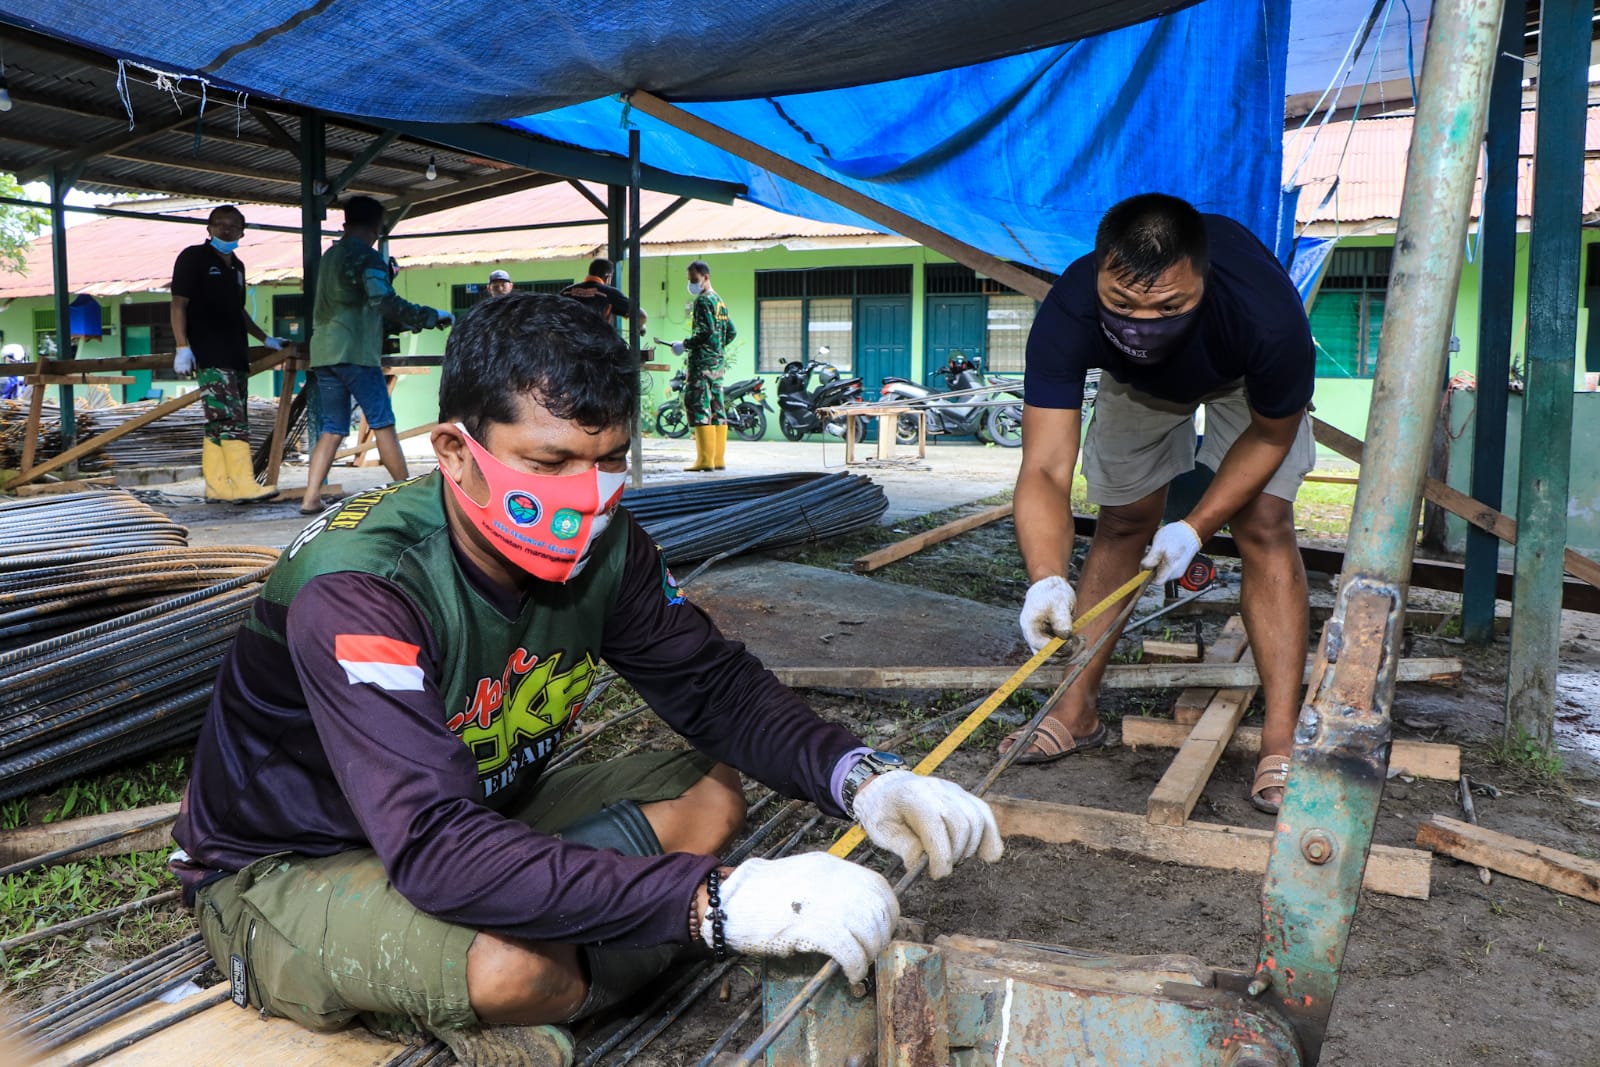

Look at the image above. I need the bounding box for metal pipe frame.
[628,129,644,489]
[1505,0,1593,748]
[1254,2,1505,1062]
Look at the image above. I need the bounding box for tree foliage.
[0,173,46,276]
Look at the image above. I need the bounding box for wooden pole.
[627,91,1054,301]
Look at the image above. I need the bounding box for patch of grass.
[1294,479,1358,542]
[1488,728,1566,781]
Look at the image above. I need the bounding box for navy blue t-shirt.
[1025,215,1314,419]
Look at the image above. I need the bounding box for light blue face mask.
[210,236,240,255]
[686,280,703,297]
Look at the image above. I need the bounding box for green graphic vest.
[253,473,628,809]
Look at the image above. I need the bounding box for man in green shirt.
[673,260,736,472]
[301,196,452,514]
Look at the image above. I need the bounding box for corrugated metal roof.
[1288,107,1600,228]
[0,184,892,298]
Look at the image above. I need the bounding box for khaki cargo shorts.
[1081,376,1314,507]
[193,749,716,1034]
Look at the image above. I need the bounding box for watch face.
[871,751,906,769]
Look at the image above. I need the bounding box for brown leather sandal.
[997,719,1108,765]
[1251,754,1292,814]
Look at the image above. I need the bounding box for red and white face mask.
[440,423,628,584]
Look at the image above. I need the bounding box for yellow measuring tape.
[827,568,1153,859]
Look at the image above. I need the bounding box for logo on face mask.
[550,508,582,540]
[505,492,542,526]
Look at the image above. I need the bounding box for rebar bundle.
[0,398,288,472]
[626,472,888,564]
[0,542,278,802]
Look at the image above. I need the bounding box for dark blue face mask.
[1097,303,1201,366]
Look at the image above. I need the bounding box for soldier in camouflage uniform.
[675,260,737,471]
[300,196,453,514]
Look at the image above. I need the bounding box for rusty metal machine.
[733,1,1508,1063]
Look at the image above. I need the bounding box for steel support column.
[1462,3,1529,644]
[1254,3,1503,1062]
[1505,0,1591,749]
[607,184,625,271]
[48,166,75,447]
[627,131,644,489]
[300,116,327,339]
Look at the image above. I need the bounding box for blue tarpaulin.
[510,0,1290,272]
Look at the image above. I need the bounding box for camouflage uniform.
[684,289,736,426]
[197,367,250,443]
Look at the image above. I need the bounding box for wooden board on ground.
[990,794,1431,900]
[1122,718,1460,781]
[1415,815,1600,904]
[1146,651,1257,826]
[0,802,178,865]
[38,993,401,1067]
[769,656,1461,691]
[1140,639,1201,662]
[853,501,1013,573]
[1172,616,1248,725]
[12,476,117,497]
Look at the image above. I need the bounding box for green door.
[855,296,911,396]
[925,295,986,388]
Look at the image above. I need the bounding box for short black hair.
[688,260,711,278]
[1094,193,1208,289]
[208,204,244,225]
[588,257,613,278]
[343,195,385,228]
[439,292,638,436]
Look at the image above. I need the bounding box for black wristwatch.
[841,750,907,816]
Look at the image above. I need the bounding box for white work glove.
[852,770,1003,880]
[711,854,898,982]
[1141,520,1203,584]
[671,341,685,356]
[1020,575,1076,653]
[262,336,284,352]
[173,347,196,375]
[435,310,454,328]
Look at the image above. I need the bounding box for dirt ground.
[575,517,1600,1067]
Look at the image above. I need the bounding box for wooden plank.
[1313,415,1600,592]
[990,794,1431,900]
[39,994,401,1067]
[11,476,117,497]
[769,656,1461,691]
[1140,639,1201,662]
[1172,616,1248,726]
[1303,472,1360,484]
[853,502,1014,573]
[1121,718,1461,781]
[1147,652,1257,826]
[1415,815,1600,904]
[262,356,299,489]
[0,803,179,865]
[334,420,440,461]
[26,373,137,385]
[19,384,44,474]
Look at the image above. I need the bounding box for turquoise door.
[855,296,911,396]
[925,295,986,388]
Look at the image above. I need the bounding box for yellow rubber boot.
[221,438,276,504]
[684,426,715,471]
[201,439,237,502]
[711,423,727,470]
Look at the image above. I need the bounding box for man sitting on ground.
[171,293,1001,1067]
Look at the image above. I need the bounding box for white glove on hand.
[1141,521,1203,584]
[712,854,898,983]
[262,336,284,352]
[435,310,454,328]
[852,770,1003,880]
[1020,575,1076,653]
[671,341,685,356]
[173,347,196,375]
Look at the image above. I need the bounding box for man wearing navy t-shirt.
[1004,193,1314,815]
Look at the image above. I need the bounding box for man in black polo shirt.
[1007,193,1315,814]
[170,204,284,503]
[559,258,646,332]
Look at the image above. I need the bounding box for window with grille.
[754,267,912,372]
[1309,247,1390,378]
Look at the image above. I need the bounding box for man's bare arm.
[1184,407,1302,539]
[1014,405,1083,582]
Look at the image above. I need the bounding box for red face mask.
[440,423,628,584]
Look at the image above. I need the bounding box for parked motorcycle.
[879,352,1023,447]
[776,347,865,441]
[654,369,772,441]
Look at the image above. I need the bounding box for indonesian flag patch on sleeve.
[334,634,425,692]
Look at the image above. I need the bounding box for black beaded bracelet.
[706,868,727,962]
